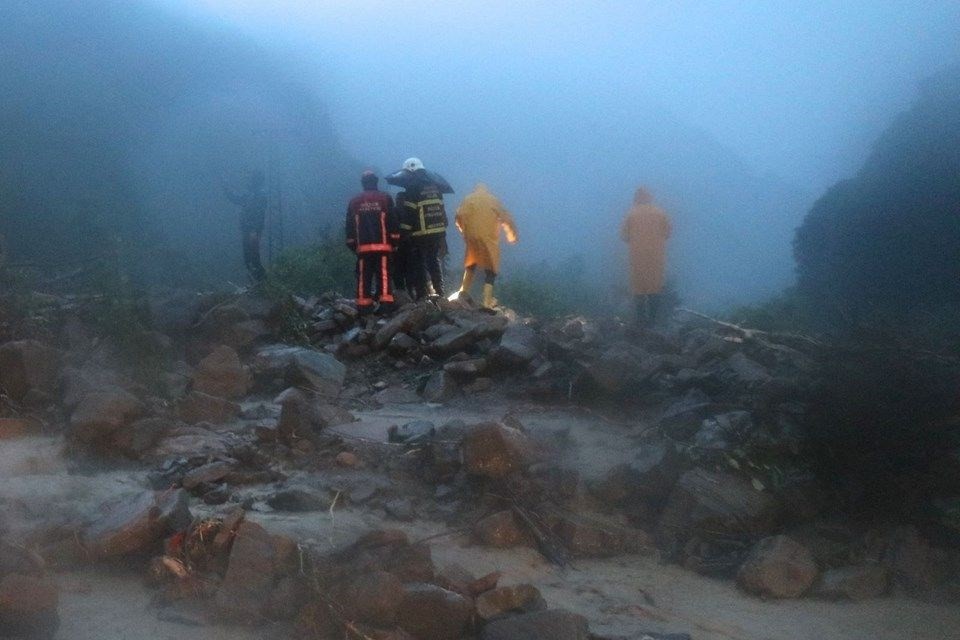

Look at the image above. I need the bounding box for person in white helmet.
[395,157,449,299]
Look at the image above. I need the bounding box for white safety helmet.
[403,157,425,172]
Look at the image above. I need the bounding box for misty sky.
[146,0,960,307]
[161,0,959,190]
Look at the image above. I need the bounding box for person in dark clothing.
[396,158,448,299]
[223,171,268,282]
[346,171,400,313]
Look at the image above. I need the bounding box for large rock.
[473,510,533,548]
[69,387,146,443]
[592,441,680,520]
[111,417,176,458]
[462,422,536,479]
[276,388,354,441]
[397,583,473,640]
[0,340,60,403]
[215,521,298,624]
[427,326,479,357]
[736,535,818,599]
[816,565,889,601]
[884,525,952,593]
[422,371,459,403]
[254,345,345,400]
[178,391,241,424]
[192,345,251,399]
[475,584,546,621]
[0,574,59,639]
[372,304,434,351]
[481,609,590,640]
[340,570,405,628]
[657,469,779,552]
[490,325,539,366]
[83,489,191,559]
[657,389,716,440]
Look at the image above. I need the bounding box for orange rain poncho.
[620,188,672,295]
[455,183,518,273]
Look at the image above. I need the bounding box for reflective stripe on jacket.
[398,184,448,238]
[346,190,399,254]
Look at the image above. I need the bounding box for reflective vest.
[399,184,448,237]
[346,190,399,253]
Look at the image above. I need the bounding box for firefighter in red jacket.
[346,171,400,313]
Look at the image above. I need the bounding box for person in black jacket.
[346,171,400,313]
[396,158,448,299]
[223,170,268,282]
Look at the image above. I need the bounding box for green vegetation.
[496,256,607,318]
[725,288,812,333]
[264,234,355,299]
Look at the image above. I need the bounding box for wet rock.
[385,499,416,521]
[592,441,680,519]
[884,526,951,593]
[333,530,435,584]
[464,377,495,393]
[182,461,234,490]
[0,340,60,404]
[69,387,145,443]
[657,389,716,439]
[254,344,346,400]
[0,574,59,639]
[388,332,421,356]
[276,388,354,440]
[223,319,271,350]
[83,489,191,559]
[192,345,252,399]
[215,521,297,624]
[336,451,361,468]
[554,514,654,558]
[657,469,780,553]
[0,417,39,440]
[475,584,546,621]
[340,570,404,628]
[112,417,176,458]
[721,352,772,387]
[736,535,818,599]
[815,565,889,601]
[375,386,422,404]
[196,303,250,341]
[177,391,240,424]
[444,357,488,379]
[584,346,643,395]
[397,583,473,640]
[462,422,535,479]
[481,609,590,640]
[490,324,539,366]
[373,304,434,351]
[388,421,436,444]
[427,326,479,357]
[268,488,326,512]
[473,510,533,548]
[422,371,459,402]
[693,411,754,451]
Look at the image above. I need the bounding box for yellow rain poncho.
[455,184,518,273]
[620,188,672,295]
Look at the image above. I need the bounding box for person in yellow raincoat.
[621,187,671,325]
[453,183,518,308]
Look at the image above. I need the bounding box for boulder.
[475,584,546,621]
[736,535,818,599]
[554,514,654,558]
[374,387,422,404]
[473,510,533,548]
[444,358,488,379]
[111,417,176,458]
[267,488,326,512]
[182,461,235,490]
[373,304,434,351]
[0,340,60,403]
[657,469,779,552]
[276,388,353,440]
[83,489,191,559]
[815,565,889,601]
[222,319,271,350]
[0,574,59,639]
[215,521,298,624]
[333,530,435,585]
[481,609,590,640]
[462,422,535,479]
[254,345,345,400]
[192,345,251,399]
[884,525,951,593]
[427,326,479,357]
[397,583,473,640]
[657,389,716,440]
[0,417,39,440]
[178,391,240,424]
[422,371,459,403]
[388,332,421,357]
[340,570,404,628]
[69,387,145,443]
[592,441,680,518]
[490,325,539,366]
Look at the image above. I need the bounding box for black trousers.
[409,235,445,299]
[356,252,394,309]
[242,231,266,281]
[392,242,413,296]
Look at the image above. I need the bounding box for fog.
[4,0,960,307]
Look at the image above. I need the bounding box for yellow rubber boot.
[458,269,475,298]
[482,283,497,309]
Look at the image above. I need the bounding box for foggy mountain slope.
[795,65,960,334]
[0,0,359,283]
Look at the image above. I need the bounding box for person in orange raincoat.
[620,187,671,325]
[453,183,518,308]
